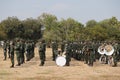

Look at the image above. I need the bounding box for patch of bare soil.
[0,48,120,80]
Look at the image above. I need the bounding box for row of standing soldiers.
[2,39,35,68]
[52,41,96,66]
[52,41,120,66]
[2,39,120,67]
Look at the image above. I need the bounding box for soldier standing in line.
[112,42,119,67]
[29,41,33,60]
[51,41,58,61]
[65,42,71,66]
[80,41,84,61]
[117,42,120,61]
[82,41,89,64]
[25,40,31,61]
[10,41,14,68]
[88,41,94,66]
[15,39,21,66]
[7,41,11,58]
[20,39,25,64]
[83,41,94,66]
[38,39,46,66]
[3,40,7,61]
[31,41,35,59]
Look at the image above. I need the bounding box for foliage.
[0,14,120,42]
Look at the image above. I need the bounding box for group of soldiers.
[1,39,120,67]
[2,39,35,68]
[51,40,120,67]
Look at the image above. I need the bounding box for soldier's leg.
[20,52,25,64]
[8,50,11,58]
[10,53,14,68]
[40,58,45,66]
[84,54,88,64]
[26,51,30,61]
[16,52,21,66]
[53,50,55,61]
[89,54,94,66]
[113,56,117,67]
[66,56,70,66]
[3,50,7,60]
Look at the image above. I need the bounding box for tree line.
[0,13,120,42]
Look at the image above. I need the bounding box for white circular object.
[56,56,66,67]
[98,47,105,55]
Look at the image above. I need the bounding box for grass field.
[0,48,120,80]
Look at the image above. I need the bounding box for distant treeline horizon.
[0,13,120,42]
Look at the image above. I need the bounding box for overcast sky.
[0,0,120,24]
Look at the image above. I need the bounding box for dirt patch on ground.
[0,48,120,80]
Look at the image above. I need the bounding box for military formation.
[2,38,35,68]
[1,39,120,68]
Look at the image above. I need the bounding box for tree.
[59,18,84,41]
[0,16,21,39]
[22,18,42,40]
[37,13,58,41]
[86,20,97,28]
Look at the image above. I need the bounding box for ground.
[0,48,120,80]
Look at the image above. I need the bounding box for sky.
[0,0,120,24]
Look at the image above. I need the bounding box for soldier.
[117,42,120,61]
[38,39,46,66]
[51,41,58,61]
[72,41,78,59]
[3,40,7,61]
[10,41,14,68]
[88,41,94,66]
[7,41,11,58]
[15,39,21,66]
[31,41,35,59]
[25,40,31,61]
[65,42,71,66]
[20,39,25,64]
[112,42,119,67]
[83,41,94,66]
[82,41,89,64]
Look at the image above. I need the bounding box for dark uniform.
[112,42,119,67]
[3,41,7,60]
[7,41,11,58]
[83,41,94,66]
[65,43,71,66]
[15,40,21,66]
[51,41,58,61]
[20,40,25,64]
[10,41,14,68]
[25,41,32,61]
[38,40,46,66]
[31,41,35,59]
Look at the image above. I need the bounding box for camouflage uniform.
[7,41,11,58]
[10,41,14,68]
[51,41,58,61]
[38,40,46,66]
[112,42,119,67]
[20,40,25,64]
[65,43,71,66]
[15,40,21,66]
[3,41,7,60]
[83,41,94,66]
[25,41,31,61]
[88,42,94,66]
